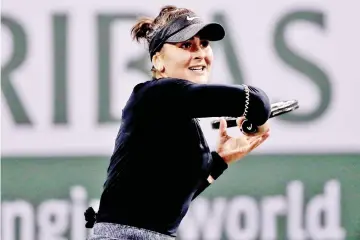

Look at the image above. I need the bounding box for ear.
[152,53,165,72]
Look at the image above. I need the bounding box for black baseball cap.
[148,13,225,59]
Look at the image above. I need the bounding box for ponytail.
[131,17,154,43]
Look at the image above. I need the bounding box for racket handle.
[211,118,237,129]
[211,118,258,134]
[241,120,258,134]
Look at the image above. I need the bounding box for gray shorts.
[88,222,176,240]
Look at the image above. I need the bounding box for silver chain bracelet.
[242,84,250,118]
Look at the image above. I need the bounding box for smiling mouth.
[188,66,206,72]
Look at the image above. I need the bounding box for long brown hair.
[130,5,194,77]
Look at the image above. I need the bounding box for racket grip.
[241,120,258,134]
[211,118,258,134]
[211,119,237,129]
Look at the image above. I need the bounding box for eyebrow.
[172,37,209,46]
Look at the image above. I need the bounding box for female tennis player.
[85,5,271,240]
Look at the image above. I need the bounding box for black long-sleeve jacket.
[95,78,271,237]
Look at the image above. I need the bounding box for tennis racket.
[211,99,299,134]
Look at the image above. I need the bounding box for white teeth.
[189,67,204,71]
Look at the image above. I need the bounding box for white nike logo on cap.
[187,16,199,21]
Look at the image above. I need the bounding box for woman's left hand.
[216,117,270,165]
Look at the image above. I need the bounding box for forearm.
[145,79,271,126]
[184,83,271,125]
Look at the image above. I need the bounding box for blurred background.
[1,0,360,239]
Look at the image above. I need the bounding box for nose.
[193,45,206,60]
